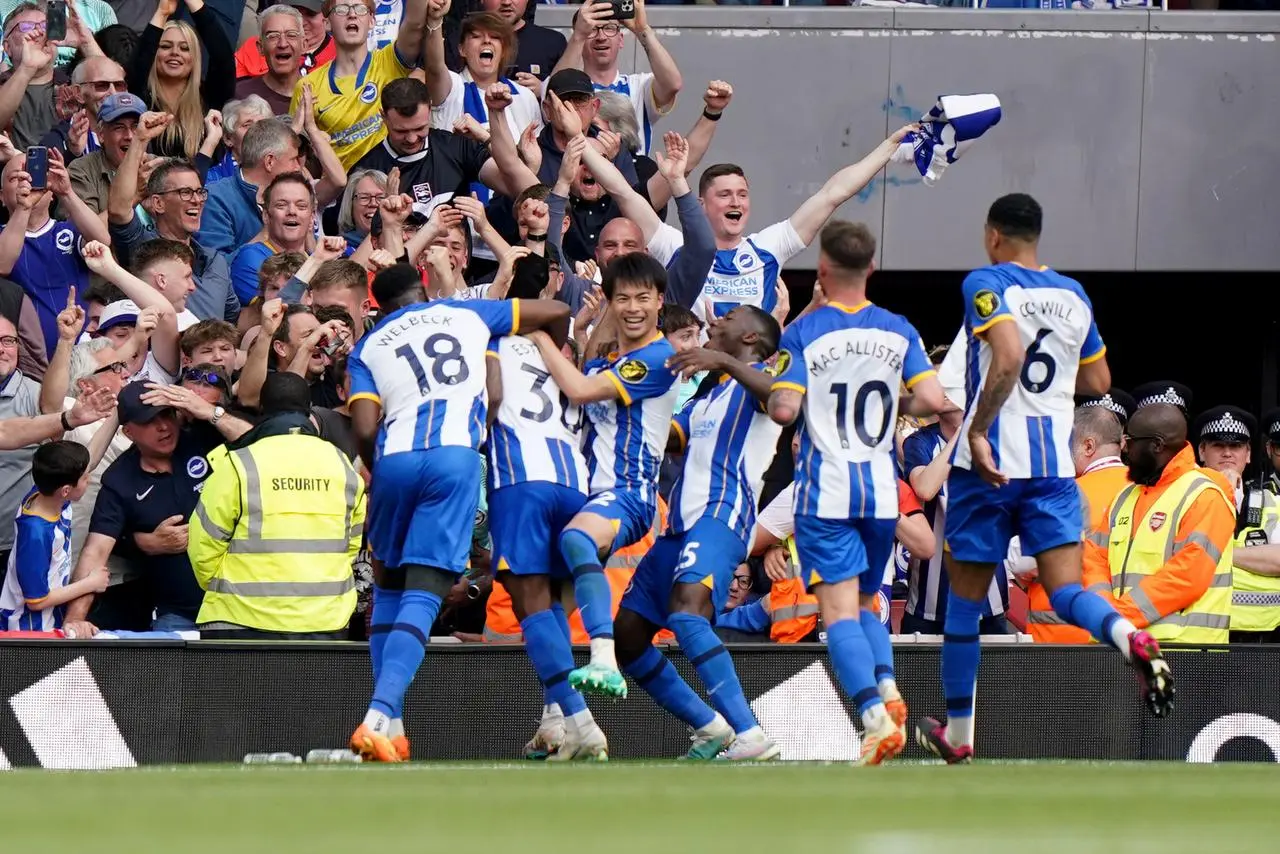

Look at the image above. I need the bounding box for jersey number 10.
[831,380,893,450]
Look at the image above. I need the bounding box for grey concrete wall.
[538,8,1280,270]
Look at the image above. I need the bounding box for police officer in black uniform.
[1192,405,1280,642]
[1132,381,1193,420]
[1077,387,1138,429]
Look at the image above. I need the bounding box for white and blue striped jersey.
[581,334,680,503]
[901,425,1008,620]
[668,367,783,544]
[0,490,73,631]
[347,299,518,458]
[953,263,1105,481]
[487,335,588,493]
[648,220,806,323]
[592,71,664,155]
[773,300,934,521]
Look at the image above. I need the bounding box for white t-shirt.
[177,309,199,332]
[131,352,178,386]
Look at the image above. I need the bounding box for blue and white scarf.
[891,93,1002,186]
[461,77,520,205]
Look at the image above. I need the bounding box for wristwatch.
[210,405,225,426]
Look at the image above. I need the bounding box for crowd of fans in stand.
[0,0,1270,644]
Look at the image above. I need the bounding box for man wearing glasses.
[292,0,430,170]
[549,0,681,156]
[235,5,309,115]
[39,56,128,160]
[234,0,335,83]
[108,153,238,324]
[0,0,108,149]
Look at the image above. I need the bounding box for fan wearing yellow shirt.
[292,0,430,169]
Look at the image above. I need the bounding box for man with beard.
[108,118,238,322]
[1082,403,1235,647]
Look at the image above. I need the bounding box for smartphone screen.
[45,0,67,41]
[26,146,48,190]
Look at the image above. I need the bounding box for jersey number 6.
[1020,328,1056,394]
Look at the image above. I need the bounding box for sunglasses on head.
[183,368,229,390]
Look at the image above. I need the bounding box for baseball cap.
[290,0,324,11]
[545,69,594,101]
[97,92,146,124]
[117,381,172,425]
[97,300,140,333]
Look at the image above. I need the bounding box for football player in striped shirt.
[768,221,944,764]
[486,285,608,761]
[915,194,1174,765]
[345,264,569,762]
[613,305,783,761]
[527,252,680,699]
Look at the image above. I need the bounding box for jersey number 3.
[396,334,468,393]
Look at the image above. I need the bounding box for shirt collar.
[1082,455,1124,475]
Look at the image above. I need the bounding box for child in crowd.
[0,442,107,631]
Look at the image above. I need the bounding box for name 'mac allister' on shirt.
[772,300,934,521]
[953,262,1105,481]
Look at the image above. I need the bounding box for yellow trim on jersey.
[348,392,382,406]
[828,300,871,315]
[771,381,806,395]
[670,420,687,452]
[485,351,499,359]
[606,371,632,406]
[904,368,937,390]
[24,595,49,607]
[510,298,521,334]
[1079,345,1107,366]
[972,313,1014,336]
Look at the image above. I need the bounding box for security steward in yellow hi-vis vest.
[1194,406,1280,642]
[1083,403,1234,645]
[189,374,364,639]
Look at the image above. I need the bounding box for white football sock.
[362,709,390,735]
[1112,617,1139,662]
[589,637,617,670]
[861,703,889,732]
[389,718,405,739]
[945,715,975,748]
[878,677,902,703]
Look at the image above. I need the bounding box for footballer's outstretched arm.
[527,330,620,405]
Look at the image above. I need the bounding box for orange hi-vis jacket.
[1084,446,1235,643]
[764,535,821,642]
[1025,457,1130,643]
[484,498,673,643]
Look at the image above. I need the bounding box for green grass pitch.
[3,762,1277,852]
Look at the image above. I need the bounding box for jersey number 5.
[831,380,892,450]
[1021,328,1056,394]
[677,541,700,570]
[396,334,469,393]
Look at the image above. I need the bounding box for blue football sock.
[521,609,588,717]
[370,588,442,719]
[825,618,881,716]
[858,608,896,688]
[549,601,573,641]
[368,585,402,684]
[669,612,757,734]
[560,528,612,640]
[623,645,716,729]
[1050,583,1124,650]
[941,592,984,722]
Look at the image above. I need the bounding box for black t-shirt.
[564,196,622,265]
[90,431,218,621]
[353,131,491,213]
[311,406,359,461]
[513,23,567,79]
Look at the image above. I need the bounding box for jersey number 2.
[396,334,468,393]
[831,380,892,449]
[1020,328,1056,394]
